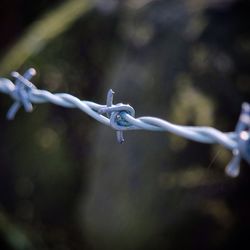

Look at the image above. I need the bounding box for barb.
[0,68,249,177]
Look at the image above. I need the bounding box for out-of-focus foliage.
[0,0,250,249]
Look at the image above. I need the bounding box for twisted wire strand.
[0,68,249,177]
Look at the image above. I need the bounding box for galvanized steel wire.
[0,68,249,177]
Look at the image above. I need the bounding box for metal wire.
[0,68,249,178]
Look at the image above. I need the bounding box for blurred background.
[0,0,250,249]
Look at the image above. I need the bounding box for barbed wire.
[0,68,249,178]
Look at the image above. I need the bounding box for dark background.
[0,0,250,249]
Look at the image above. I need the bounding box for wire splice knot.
[99,89,135,143]
[7,68,37,120]
[225,103,250,177]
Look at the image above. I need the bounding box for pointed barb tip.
[225,154,241,178]
[27,68,36,76]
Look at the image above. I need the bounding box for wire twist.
[0,68,249,177]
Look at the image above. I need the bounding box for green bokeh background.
[0,0,250,249]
